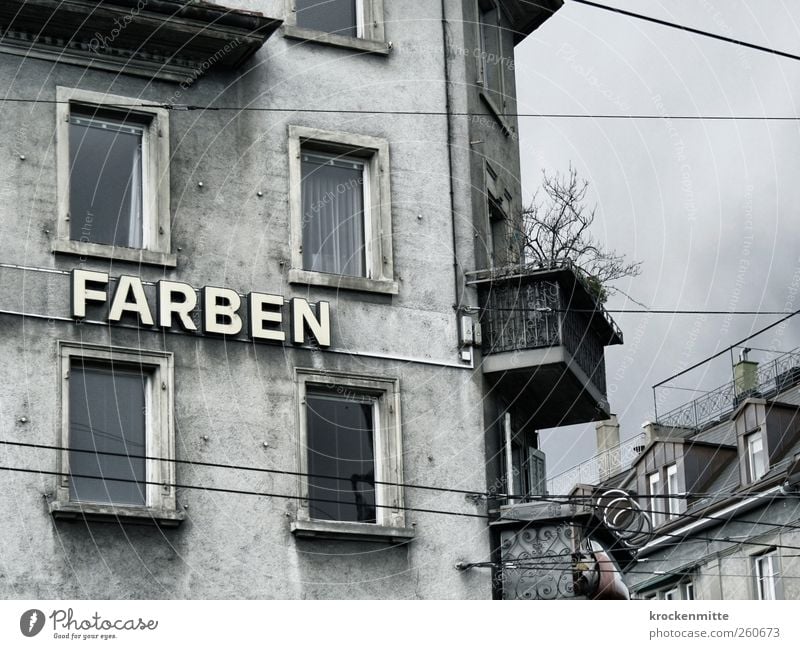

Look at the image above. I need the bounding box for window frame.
[54,87,175,267]
[283,0,389,55]
[291,368,414,542]
[484,163,514,268]
[746,430,768,483]
[754,550,780,600]
[288,125,398,295]
[665,462,680,520]
[476,0,512,134]
[647,470,662,527]
[50,341,182,526]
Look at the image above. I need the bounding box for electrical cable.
[1,96,800,121]
[3,438,797,503]
[0,439,503,500]
[0,464,488,521]
[572,0,800,63]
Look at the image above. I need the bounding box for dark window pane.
[489,196,507,267]
[296,0,358,37]
[301,152,366,277]
[69,115,144,248]
[68,362,147,506]
[306,392,376,523]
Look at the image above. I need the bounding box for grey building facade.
[0,0,626,600]
[582,352,800,600]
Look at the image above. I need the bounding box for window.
[662,588,678,601]
[296,0,361,38]
[51,342,181,525]
[479,1,504,104]
[666,463,680,520]
[301,151,368,278]
[284,0,388,53]
[647,471,662,527]
[746,431,767,483]
[683,581,695,600]
[754,551,780,600]
[477,0,511,131]
[485,164,516,268]
[54,87,174,267]
[292,369,413,541]
[288,126,397,294]
[500,413,545,501]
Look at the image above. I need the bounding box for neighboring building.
[0,0,624,599]
[581,350,800,600]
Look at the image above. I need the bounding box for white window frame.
[288,126,397,295]
[291,368,413,542]
[50,342,182,526]
[54,87,175,267]
[648,471,662,527]
[754,551,779,600]
[746,431,768,483]
[283,0,389,54]
[683,581,695,600]
[662,587,678,601]
[665,463,680,520]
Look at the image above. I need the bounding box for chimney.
[734,348,759,398]
[596,415,619,482]
[642,420,695,443]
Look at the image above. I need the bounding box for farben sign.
[70,269,331,347]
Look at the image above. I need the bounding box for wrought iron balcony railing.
[546,433,646,496]
[467,263,623,399]
[656,348,800,429]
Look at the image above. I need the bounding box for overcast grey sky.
[513,0,800,475]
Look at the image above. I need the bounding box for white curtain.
[127,139,143,248]
[302,153,366,277]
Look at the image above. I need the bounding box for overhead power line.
[0,439,501,501]
[2,462,799,556]
[3,439,797,504]
[0,96,798,121]
[0,464,487,521]
[572,0,800,63]
[653,307,800,389]
[482,307,800,316]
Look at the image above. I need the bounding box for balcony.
[467,263,623,428]
[0,1,281,82]
[656,347,800,429]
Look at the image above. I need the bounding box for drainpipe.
[440,0,462,316]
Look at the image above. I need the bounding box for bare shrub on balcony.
[515,166,641,303]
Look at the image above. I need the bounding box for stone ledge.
[291,519,415,543]
[50,501,185,528]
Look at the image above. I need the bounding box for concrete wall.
[0,0,538,598]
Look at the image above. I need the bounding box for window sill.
[479,91,513,137]
[52,240,177,268]
[291,519,415,544]
[283,25,390,55]
[289,268,399,295]
[50,501,185,528]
